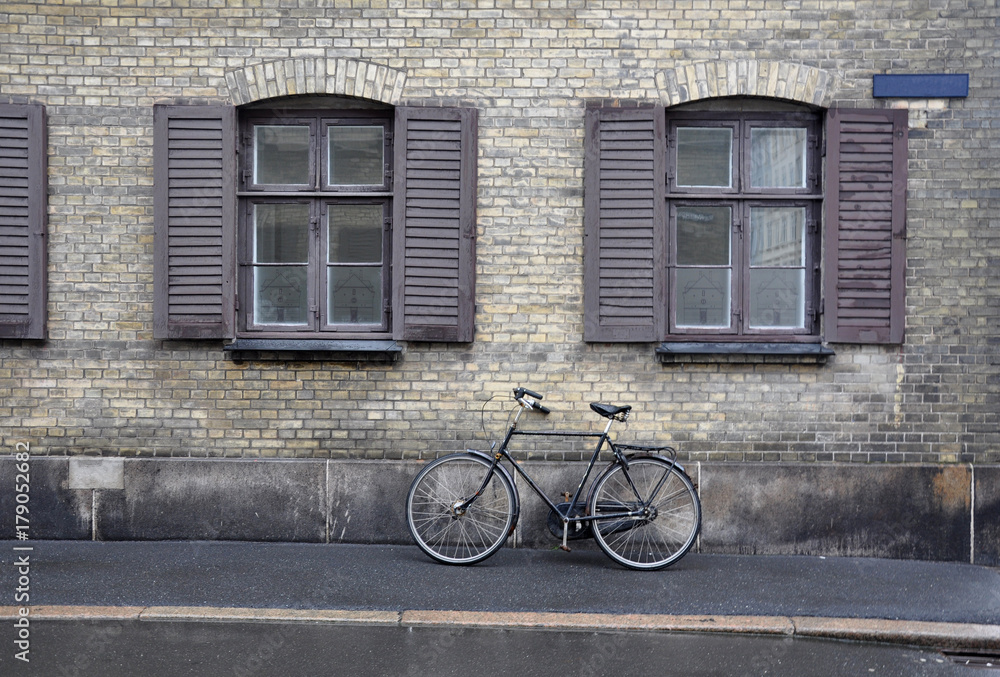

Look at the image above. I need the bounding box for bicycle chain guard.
[546,502,593,541]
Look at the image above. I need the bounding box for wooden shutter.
[0,103,47,340]
[824,108,907,344]
[583,107,666,342]
[392,107,477,342]
[153,104,236,339]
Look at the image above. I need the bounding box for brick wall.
[0,0,997,465]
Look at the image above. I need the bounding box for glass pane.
[254,266,308,325]
[329,126,384,186]
[254,125,310,185]
[750,207,806,267]
[328,265,382,324]
[254,203,309,263]
[676,206,731,266]
[328,204,383,264]
[750,269,805,328]
[676,127,732,188]
[675,268,731,328]
[750,127,807,188]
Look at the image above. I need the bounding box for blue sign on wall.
[873,74,969,98]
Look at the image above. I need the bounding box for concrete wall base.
[2,457,995,565]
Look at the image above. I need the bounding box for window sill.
[224,339,402,363]
[656,342,834,365]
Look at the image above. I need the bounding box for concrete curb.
[3,606,998,651]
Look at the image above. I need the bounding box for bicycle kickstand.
[559,491,571,552]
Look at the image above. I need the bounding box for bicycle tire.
[589,456,701,570]
[406,453,517,565]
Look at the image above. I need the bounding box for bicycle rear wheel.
[589,457,700,570]
[406,453,516,565]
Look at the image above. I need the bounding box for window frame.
[237,109,394,338]
[665,110,823,341]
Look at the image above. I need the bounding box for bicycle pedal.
[546,502,592,541]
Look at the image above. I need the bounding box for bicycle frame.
[461,399,677,551]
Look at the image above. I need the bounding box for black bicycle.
[405,387,701,570]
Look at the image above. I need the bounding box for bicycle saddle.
[590,403,632,419]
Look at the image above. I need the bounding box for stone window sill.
[224,339,402,363]
[656,342,835,365]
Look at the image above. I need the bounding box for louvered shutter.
[0,103,47,340]
[392,107,477,342]
[153,105,236,339]
[824,108,907,344]
[583,107,666,342]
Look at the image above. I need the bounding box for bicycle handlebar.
[513,387,550,414]
[514,387,542,401]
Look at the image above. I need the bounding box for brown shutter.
[824,108,907,344]
[0,103,47,340]
[584,106,666,342]
[153,104,236,339]
[392,107,477,342]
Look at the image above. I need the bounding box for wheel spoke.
[590,458,700,570]
[406,454,515,565]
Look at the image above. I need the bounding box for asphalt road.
[5,540,999,624]
[3,619,985,677]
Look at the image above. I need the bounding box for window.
[583,103,907,346]
[153,103,478,345]
[666,112,822,338]
[239,110,393,335]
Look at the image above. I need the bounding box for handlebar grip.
[536,404,551,415]
[514,387,543,400]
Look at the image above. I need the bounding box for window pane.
[676,127,732,188]
[328,204,383,264]
[676,206,731,266]
[254,203,309,263]
[750,128,807,188]
[750,269,805,328]
[329,126,384,186]
[254,267,308,325]
[675,269,731,328]
[750,207,805,267]
[255,125,310,185]
[328,266,382,324]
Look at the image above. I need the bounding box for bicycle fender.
[585,454,688,509]
[463,449,521,534]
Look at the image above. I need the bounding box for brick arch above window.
[225,58,408,107]
[656,61,838,108]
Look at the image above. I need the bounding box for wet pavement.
[1,540,999,675]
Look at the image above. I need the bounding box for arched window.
[153,98,479,346]
[584,98,907,347]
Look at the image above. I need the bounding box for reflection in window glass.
[327,204,383,325]
[676,269,731,328]
[749,206,806,329]
[329,126,384,186]
[676,206,731,266]
[675,206,732,328]
[328,204,383,263]
[676,127,732,188]
[254,125,310,185]
[750,207,805,267]
[750,128,807,188]
[328,267,382,325]
[253,203,309,325]
[750,269,805,328]
[255,204,310,263]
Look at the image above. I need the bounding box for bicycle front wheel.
[589,457,701,570]
[406,453,516,565]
